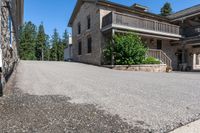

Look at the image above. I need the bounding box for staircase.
[147,49,172,68]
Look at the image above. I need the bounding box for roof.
[68,0,170,27]
[168,4,200,20]
[131,3,149,12]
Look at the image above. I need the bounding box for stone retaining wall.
[105,64,168,72]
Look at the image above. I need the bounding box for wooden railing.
[147,49,172,67]
[102,12,180,35]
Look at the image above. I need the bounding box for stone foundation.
[105,64,168,72]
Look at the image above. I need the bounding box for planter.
[104,64,168,72]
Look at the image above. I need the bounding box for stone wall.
[72,2,102,65]
[0,0,23,95]
[105,64,167,72]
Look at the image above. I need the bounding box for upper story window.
[78,41,82,55]
[87,15,91,30]
[87,37,92,53]
[78,22,81,34]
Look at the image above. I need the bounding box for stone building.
[68,0,200,71]
[0,0,24,95]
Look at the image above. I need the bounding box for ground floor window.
[8,16,12,47]
[78,41,82,55]
[87,37,92,53]
[157,40,162,50]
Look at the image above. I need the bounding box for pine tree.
[36,23,46,60]
[161,2,172,16]
[19,21,37,60]
[44,35,50,61]
[57,39,62,61]
[50,29,59,61]
[62,29,69,47]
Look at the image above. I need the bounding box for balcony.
[183,26,200,37]
[102,12,181,39]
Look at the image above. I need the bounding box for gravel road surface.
[1,60,200,132]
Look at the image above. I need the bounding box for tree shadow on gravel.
[0,88,152,133]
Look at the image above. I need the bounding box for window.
[78,22,81,34]
[87,15,91,29]
[157,40,162,50]
[87,37,92,53]
[8,16,12,47]
[78,41,82,55]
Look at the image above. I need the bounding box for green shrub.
[142,57,160,64]
[103,33,147,65]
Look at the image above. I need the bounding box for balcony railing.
[147,49,172,68]
[183,26,200,37]
[102,12,180,36]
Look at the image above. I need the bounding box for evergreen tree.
[160,2,172,16]
[62,29,69,47]
[44,35,51,61]
[50,29,59,61]
[57,38,65,61]
[19,21,37,60]
[36,23,46,60]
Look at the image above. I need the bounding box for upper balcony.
[183,26,200,38]
[102,12,181,40]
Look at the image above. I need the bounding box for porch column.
[193,53,196,70]
[198,54,200,65]
[111,29,115,66]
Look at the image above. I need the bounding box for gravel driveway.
[1,60,200,133]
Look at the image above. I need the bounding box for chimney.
[131,3,148,12]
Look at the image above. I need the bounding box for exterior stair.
[147,49,172,68]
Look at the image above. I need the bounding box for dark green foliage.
[19,21,37,60]
[36,23,46,60]
[103,33,147,65]
[19,21,69,61]
[44,35,51,61]
[62,29,69,48]
[142,57,160,64]
[160,2,172,16]
[50,29,59,61]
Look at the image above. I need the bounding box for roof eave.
[97,0,170,22]
[68,0,83,27]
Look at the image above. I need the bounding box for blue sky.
[25,0,200,36]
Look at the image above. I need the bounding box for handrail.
[147,49,172,68]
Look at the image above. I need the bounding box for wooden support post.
[193,53,196,70]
